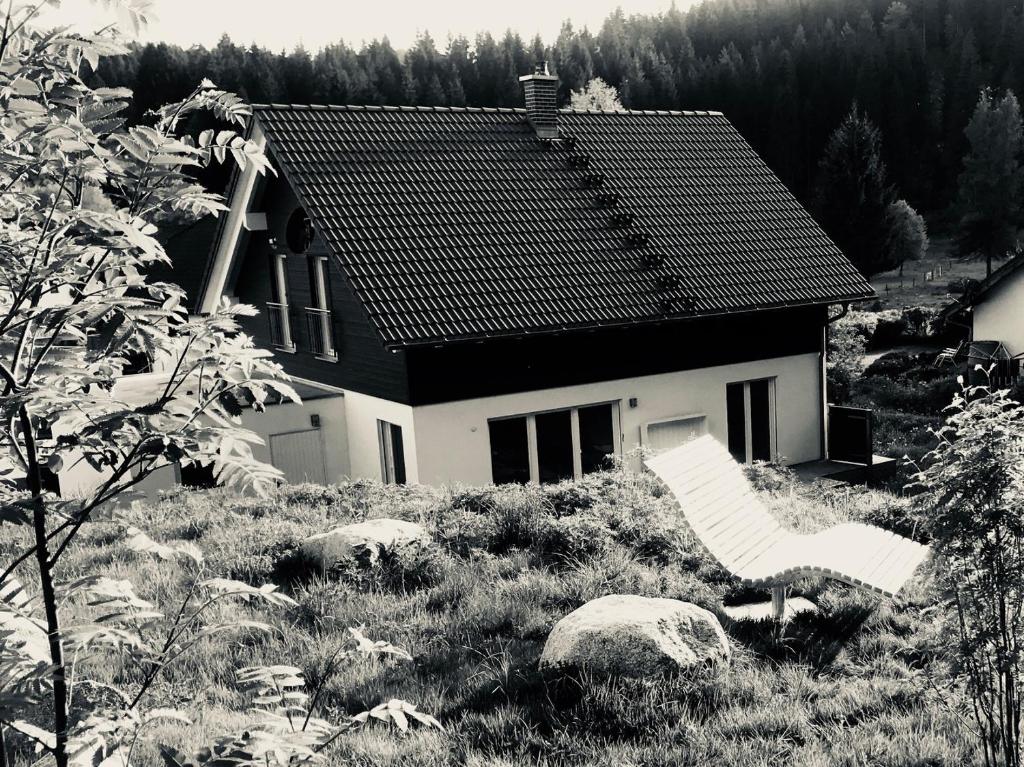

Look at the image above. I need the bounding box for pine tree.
[815,105,895,276]
[956,88,1024,276]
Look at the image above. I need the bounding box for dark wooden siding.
[405,305,828,406]
[232,174,410,402]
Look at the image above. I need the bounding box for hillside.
[1,468,969,765]
[93,0,1022,214]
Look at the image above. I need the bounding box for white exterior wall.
[55,373,351,495]
[410,352,823,486]
[341,390,418,484]
[974,269,1024,356]
[240,395,350,482]
[54,353,823,492]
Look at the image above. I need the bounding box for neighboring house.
[192,66,874,487]
[940,254,1024,388]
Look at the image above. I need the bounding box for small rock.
[300,518,428,569]
[539,594,730,677]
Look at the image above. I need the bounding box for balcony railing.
[306,307,336,359]
[266,302,294,350]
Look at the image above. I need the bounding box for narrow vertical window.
[726,382,746,462]
[749,379,772,462]
[267,252,294,350]
[535,409,574,484]
[306,256,336,359]
[726,378,777,464]
[377,420,406,485]
[488,417,531,484]
[578,403,615,474]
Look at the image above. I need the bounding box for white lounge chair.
[644,434,929,620]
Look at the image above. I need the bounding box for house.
[193,65,875,487]
[940,255,1024,388]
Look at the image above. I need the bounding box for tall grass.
[0,467,976,765]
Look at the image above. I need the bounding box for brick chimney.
[519,61,559,140]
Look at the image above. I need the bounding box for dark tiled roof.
[153,216,219,307]
[254,104,874,348]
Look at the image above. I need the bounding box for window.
[377,420,406,485]
[267,252,294,350]
[488,417,531,484]
[726,378,777,464]
[578,403,616,474]
[642,414,706,452]
[285,207,314,253]
[536,409,574,483]
[488,402,619,484]
[306,256,336,359]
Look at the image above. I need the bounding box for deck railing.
[266,301,293,350]
[305,307,336,359]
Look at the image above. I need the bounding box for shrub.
[853,375,957,415]
[323,540,448,593]
[828,313,868,403]
[542,480,599,517]
[870,313,911,349]
[435,508,502,557]
[540,513,613,562]
[911,384,1024,767]
[744,461,797,494]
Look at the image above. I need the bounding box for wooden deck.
[791,455,898,484]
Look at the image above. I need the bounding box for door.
[269,429,327,485]
[487,402,620,484]
[377,420,406,485]
[726,378,777,463]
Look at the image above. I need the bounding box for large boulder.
[539,594,730,677]
[300,518,429,569]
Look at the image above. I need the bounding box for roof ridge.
[562,108,724,117]
[253,102,526,114]
[251,103,723,118]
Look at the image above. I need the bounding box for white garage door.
[644,415,706,453]
[269,429,327,485]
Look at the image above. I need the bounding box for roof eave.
[381,291,876,351]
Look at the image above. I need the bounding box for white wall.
[56,374,350,495]
[341,390,418,483]
[975,269,1024,356]
[240,394,350,482]
[410,352,823,486]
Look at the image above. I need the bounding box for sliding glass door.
[488,402,619,484]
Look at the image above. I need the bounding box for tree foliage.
[885,198,929,275]
[814,105,927,276]
[912,384,1024,767]
[0,2,437,764]
[956,88,1023,277]
[570,78,624,111]
[816,106,890,275]
[87,0,1024,214]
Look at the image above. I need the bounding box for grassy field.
[2,468,974,766]
[869,233,989,310]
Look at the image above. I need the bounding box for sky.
[45,0,691,52]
